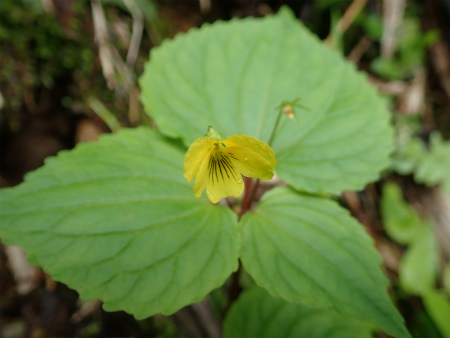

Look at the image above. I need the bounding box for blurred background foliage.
[0,0,449,337]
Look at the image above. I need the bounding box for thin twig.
[347,35,372,63]
[326,0,368,45]
[429,40,450,99]
[381,0,405,58]
[337,0,368,34]
[199,0,211,14]
[124,0,144,66]
[91,0,135,94]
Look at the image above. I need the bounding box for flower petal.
[183,137,216,183]
[205,153,244,203]
[223,135,277,180]
[193,155,209,198]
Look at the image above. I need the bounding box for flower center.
[208,150,240,185]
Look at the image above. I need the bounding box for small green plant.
[392,115,450,194]
[381,183,450,337]
[371,17,438,80]
[1,8,410,337]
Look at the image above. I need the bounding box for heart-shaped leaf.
[224,287,374,338]
[239,187,409,337]
[0,128,240,318]
[140,7,393,194]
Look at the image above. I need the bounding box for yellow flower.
[183,126,277,203]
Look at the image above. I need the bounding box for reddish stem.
[239,176,254,218]
[225,176,255,312]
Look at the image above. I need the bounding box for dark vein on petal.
[214,157,219,184]
[221,156,238,182]
[218,158,226,181]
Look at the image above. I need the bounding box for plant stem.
[228,108,284,310]
[239,176,254,218]
[224,260,242,315]
[267,106,284,146]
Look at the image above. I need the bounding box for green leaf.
[391,137,426,175]
[380,182,421,245]
[422,290,450,337]
[399,226,439,295]
[359,13,383,41]
[0,127,240,319]
[223,287,374,338]
[415,132,450,194]
[239,187,409,338]
[444,263,450,295]
[139,7,393,194]
[87,97,121,133]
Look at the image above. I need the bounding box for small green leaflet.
[399,226,439,295]
[239,187,410,338]
[380,182,421,245]
[422,290,450,337]
[415,132,450,194]
[0,127,240,319]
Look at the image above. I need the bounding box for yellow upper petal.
[222,135,277,180]
[205,152,244,203]
[183,137,216,183]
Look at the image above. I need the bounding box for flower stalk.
[268,98,310,146]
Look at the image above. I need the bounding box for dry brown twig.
[91,0,134,94]
[347,35,372,63]
[199,0,211,15]
[124,0,144,66]
[325,0,368,46]
[429,41,450,99]
[172,297,221,338]
[382,0,406,58]
[3,245,40,295]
